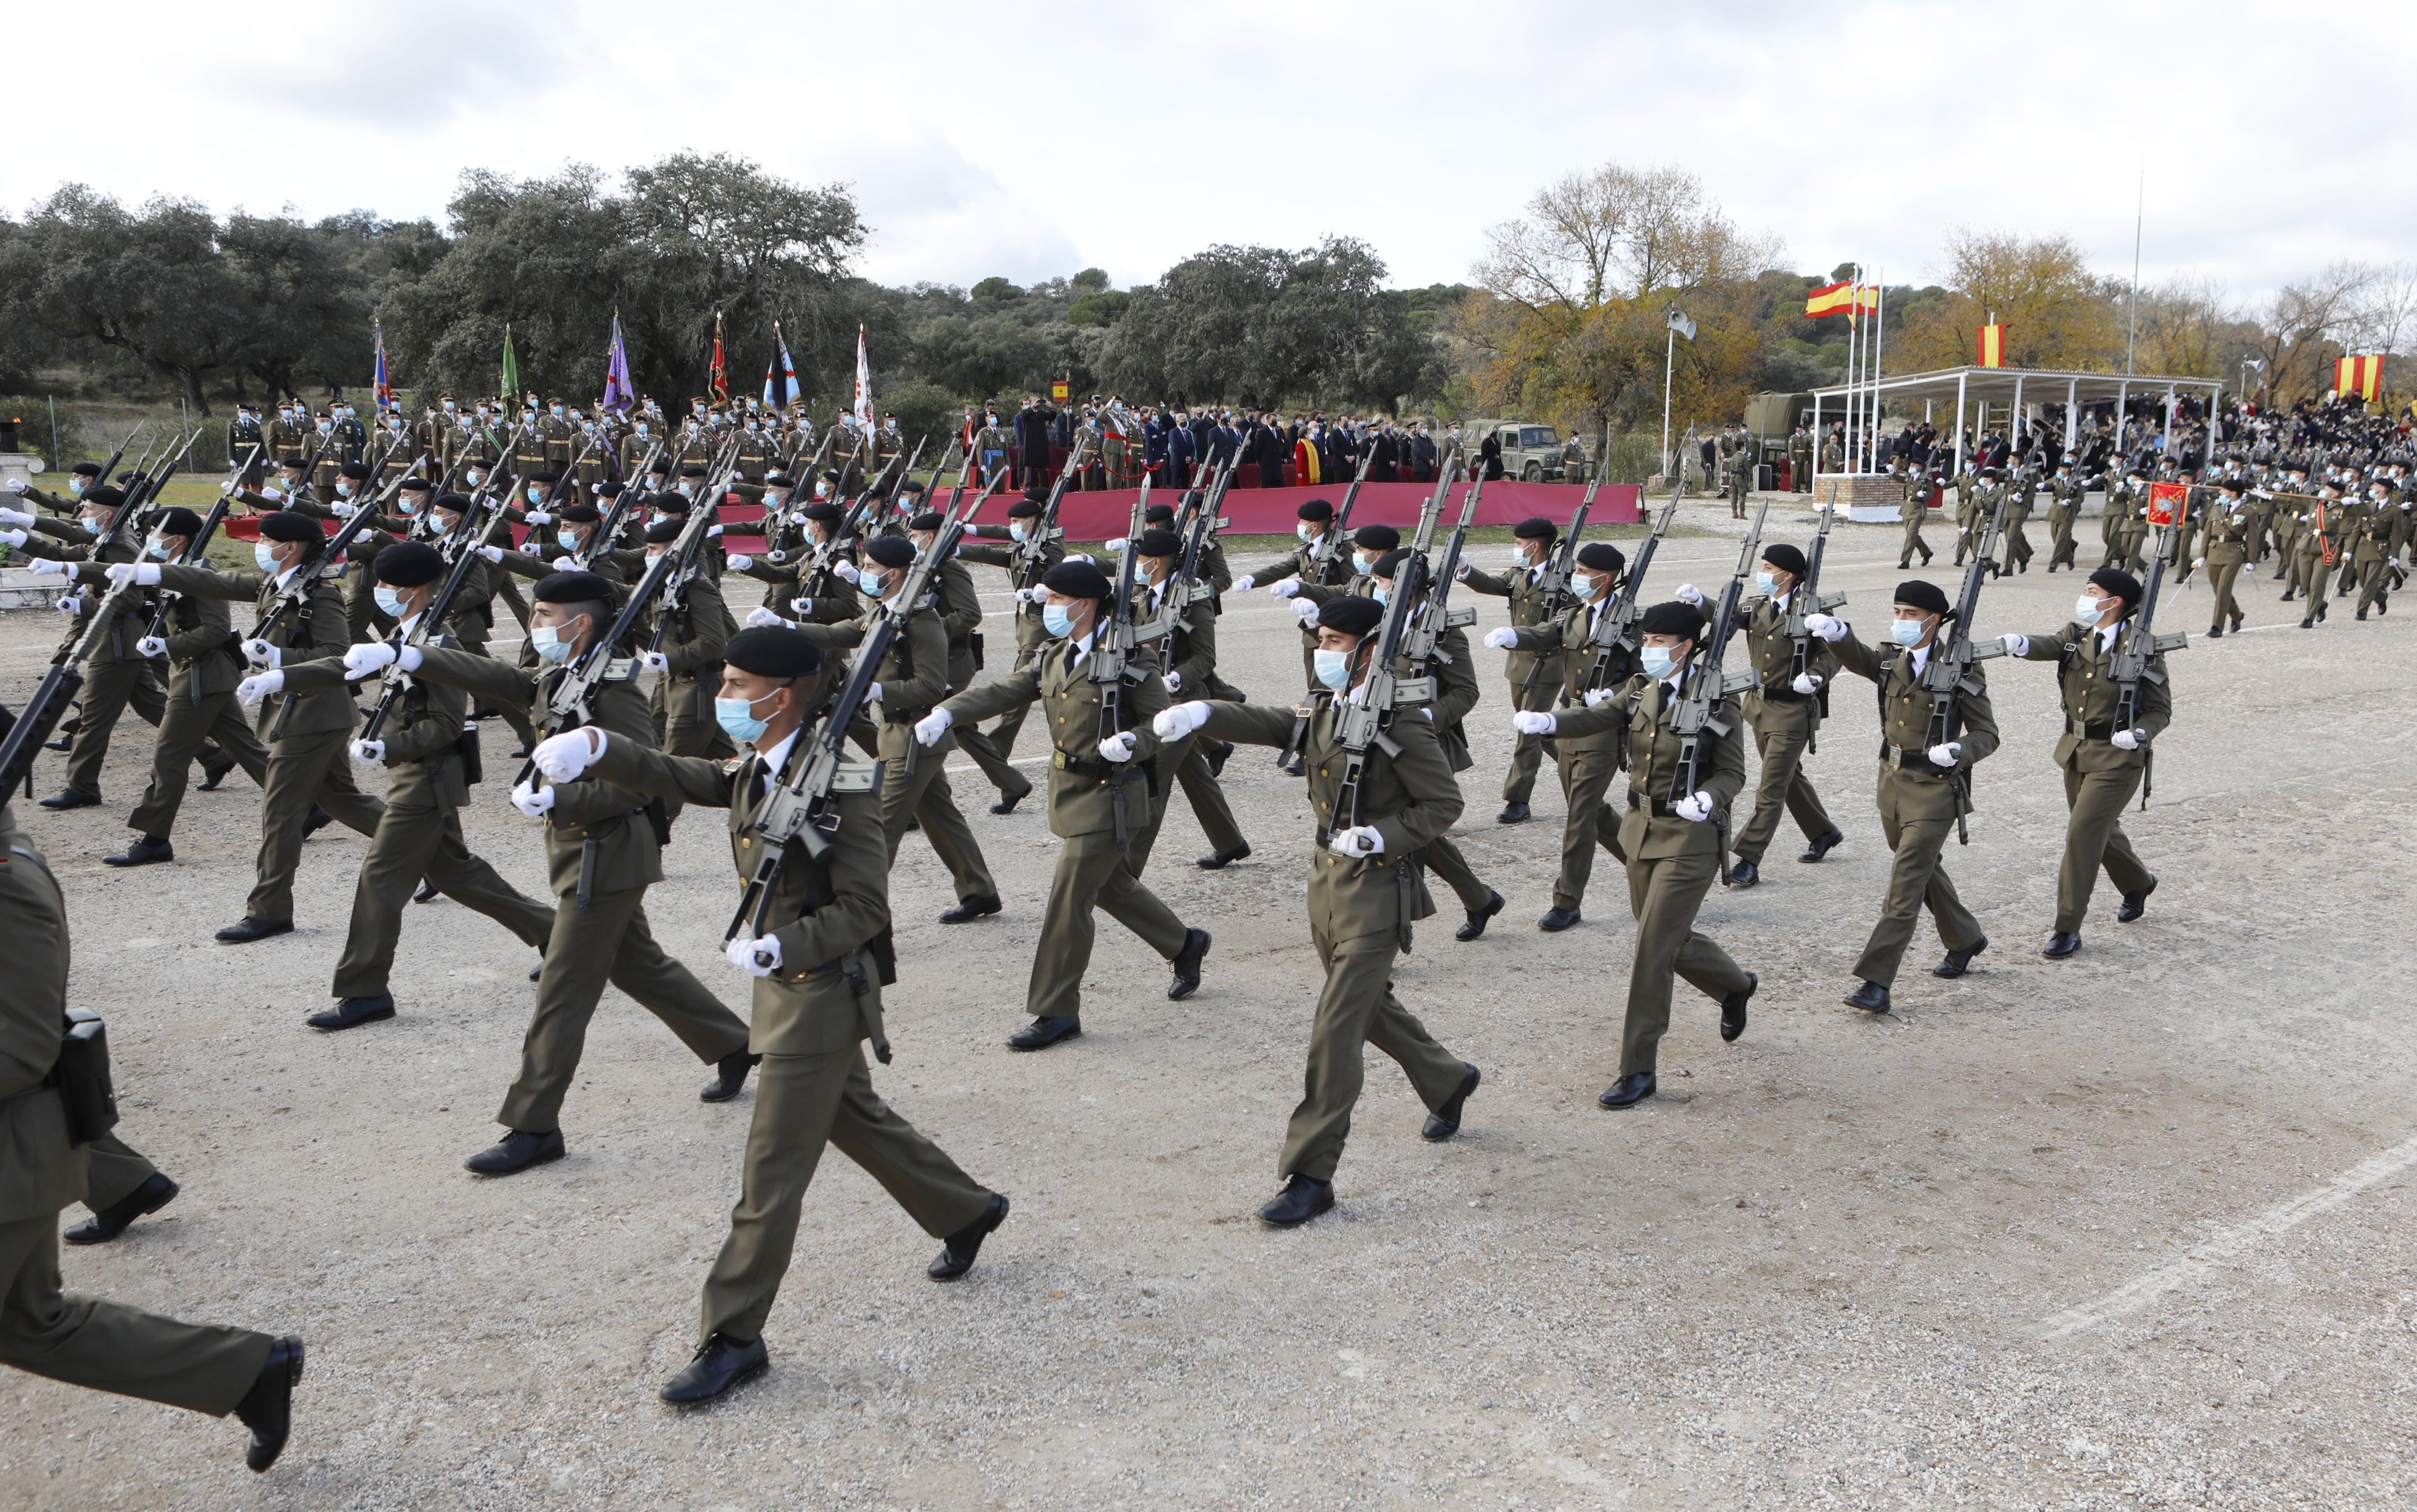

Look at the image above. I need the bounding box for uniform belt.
[1878,741,1948,774]
[1758,685,1804,704]
[0,1070,58,1102]
[1050,749,1118,779]
[1625,792,1681,818]
[2070,720,2117,740]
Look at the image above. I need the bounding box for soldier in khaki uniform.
[1123,529,1252,874]
[1159,594,1477,1226]
[2002,464,2038,572]
[0,792,303,1472]
[2288,482,2341,627]
[1235,497,1358,702]
[1803,580,2000,1015]
[2002,567,2168,959]
[520,626,1007,1405]
[1724,442,1753,519]
[1520,600,1757,1108]
[340,569,755,1175]
[1460,517,1572,821]
[922,558,1211,1050]
[1722,542,1842,885]
[1897,472,1936,568]
[1952,466,1988,566]
[634,516,735,828]
[957,491,1067,810]
[909,507,1028,810]
[2200,478,2254,637]
[2045,461,2088,572]
[2352,479,2398,619]
[1483,540,1633,929]
[260,542,557,1030]
[151,512,388,942]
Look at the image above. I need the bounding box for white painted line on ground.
[2036,1126,2417,1341]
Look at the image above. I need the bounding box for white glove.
[531,728,604,781]
[1014,585,1048,604]
[788,596,814,616]
[31,557,72,579]
[1104,536,1129,551]
[1099,731,1138,763]
[1675,582,1703,606]
[551,555,577,571]
[1153,700,1213,740]
[1294,600,1320,627]
[342,641,398,677]
[2191,557,2205,569]
[0,529,23,550]
[2111,727,2142,751]
[832,560,860,584]
[865,681,882,704]
[1790,672,1822,695]
[1328,824,1385,858]
[706,524,723,538]
[259,485,286,502]
[350,738,385,763]
[2002,633,2030,659]
[745,605,786,628]
[1454,559,1472,580]
[236,669,284,703]
[639,650,669,672]
[725,934,780,977]
[1162,671,1182,692]
[0,506,33,527]
[135,635,167,659]
[1674,790,1713,823]
[1927,742,1962,767]
[330,502,357,519]
[523,510,554,526]
[477,544,504,563]
[1803,614,1849,643]
[0,479,21,494]
[727,553,754,571]
[1483,626,1520,649]
[914,709,954,747]
[243,639,282,668]
[519,540,544,555]
[111,561,162,587]
[1269,579,1302,599]
[1233,575,1257,593]
[509,780,556,818]
[1582,687,1616,707]
[1512,710,1557,736]
[219,479,236,495]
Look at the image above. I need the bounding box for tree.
[16,185,251,412]
[1892,232,2118,373]
[219,211,373,401]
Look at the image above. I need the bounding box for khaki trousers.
[249,729,386,924]
[2046,507,2079,570]
[1619,843,1751,1076]
[2054,761,2152,934]
[1024,828,1189,1020]
[1280,925,1467,1183]
[1549,747,1627,912]
[699,1044,991,1343]
[1422,833,1493,914]
[1129,737,1245,877]
[1732,719,1832,865]
[1849,768,1982,987]
[1898,514,1932,565]
[61,654,169,799]
[0,1215,271,1418]
[1502,673,1563,805]
[127,687,269,838]
[499,883,750,1132]
[2205,558,2245,628]
[881,737,995,903]
[332,799,554,1000]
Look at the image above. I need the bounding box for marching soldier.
[1512,601,1758,1108]
[2200,478,2253,637]
[635,515,736,824]
[327,569,757,1174]
[1950,465,1981,566]
[1722,543,1843,885]
[1460,517,1571,822]
[920,558,1212,1051]
[2353,477,2397,619]
[0,780,305,1473]
[254,540,556,1030]
[956,490,1065,812]
[1480,541,1632,930]
[2045,459,2088,572]
[524,625,1008,1406]
[2000,568,2166,959]
[2289,482,2340,627]
[1368,545,1503,938]
[907,507,1027,808]
[1119,529,1252,874]
[1898,471,1936,568]
[2003,464,2037,572]
[1156,594,1479,1226]
[1234,499,1357,704]
[1801,581,2000,1014]
[2106,470,2150,572]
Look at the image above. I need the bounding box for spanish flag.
[2337,354,2383,401]
[1976,324,2006,369]
[1805,281,1878,319]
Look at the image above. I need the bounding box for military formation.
[0,378,2404,1462]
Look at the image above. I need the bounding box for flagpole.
[1660,324,1675,482]
[1869,272,1885,464]
[1845,264,1861,474]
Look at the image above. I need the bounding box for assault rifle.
[1305,444,1377,582]
[1092,480,1168,852]
[1583,479,1683,697]
[1398,457,1475,673]
[1665,495,1768,862]
[138,444,261,643]
[357,494,518,744]
[1011,430,1094,580]
[1921,493,2011,845]
[1788,488,1850,754]
[2109,512,2190,809]
[758,430,837,564]
[647,435,746,655]
[1514,467,1600,704]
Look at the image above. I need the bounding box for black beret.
[340,461,371,480]
[645,518,684,544]
[646,458,674,475]
[1007,499,1043,519]
[533,570,613,605]
[2218,477,2248,492]
[1352,524,1400,550]
[1760,543,1808,575]
[723,625,822,679]
[1317,595,1385,638]
[763,472,792,489]
[397,476,431,492]
[558,503,602,523]
[1022,485,1049,503]
[652,491,691,514]
[376,540,445,587]
[900,480,927,495]
[432,492,472,514]
[155,506,204,537]
[1042,559,1112,599]
[277,454,308,467]
[528,470,559,484]
[908,510,945,531]
[83,484,127,509]
[1296,499,1335,521]
[69,460,101,476]
[863,535,917,569]
[1372,547,1412,580]
[802,504,843,524]
[679,464,709,478]
[259,510,321,543]
[1978,466,1999,479]
[1134,529,1183,558]
[2088,566,2144,605]
[1893,579,1950,615]
[1576,542,1627,575]
[597,480,626,497]
[1638,600,1704,639]
[1143,504,1176,524]
[1513,517,1557,540]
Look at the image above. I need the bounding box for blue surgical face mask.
[1640,645,1679,679]
[1313,648,1353,690]
[1572,572,1604,601]
[1890,616,1927,647]
[1372,585,1390,607]
[1755,571,1778,595]
[2075,594,2105,622]
[254,542,279,573]
[146,536,171,560]
[1351,553,1373,575]
[1042,604,1075,639]
[1297,522,1318,544]
[374,585,406,619]
[530,623,577,663]
[558,529,582,552]
[715,692,774,744]
[862,570,889,600]
[1009,522,1029,542]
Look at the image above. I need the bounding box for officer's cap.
[1317,595,1385,639]
[154,506,204,537]
[376,540,445,587]
[533,570,613,607]
[863,535,917,570]
[1134,529,1183,559]
[1041,559,1112,599]
[2088,566,2143,607]
[1512,517,1557,540]
[1352,524,1400,551]
[723,625,822,679]
[1577,542,1628,575]
[1296,499,1335,522]
[1893,579,1951,616]
[1760,543,1808,576]
[1637,600,1704,639]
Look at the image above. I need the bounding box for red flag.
[2146,480,2186,527]
[709,312,729,402]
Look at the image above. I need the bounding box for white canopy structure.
[1811,366,2227,481]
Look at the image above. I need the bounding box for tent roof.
[1811,366,2225,407]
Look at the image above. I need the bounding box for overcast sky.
[17,1,2411,307]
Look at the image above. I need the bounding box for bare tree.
[1474,163,1782,312]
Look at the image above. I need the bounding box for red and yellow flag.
[1805,281,1879,319]
[2146,480,2186,528]
[1976,324,2006,369]
[2336,354,2383,401]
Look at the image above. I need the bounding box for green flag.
[500,324,520,400]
